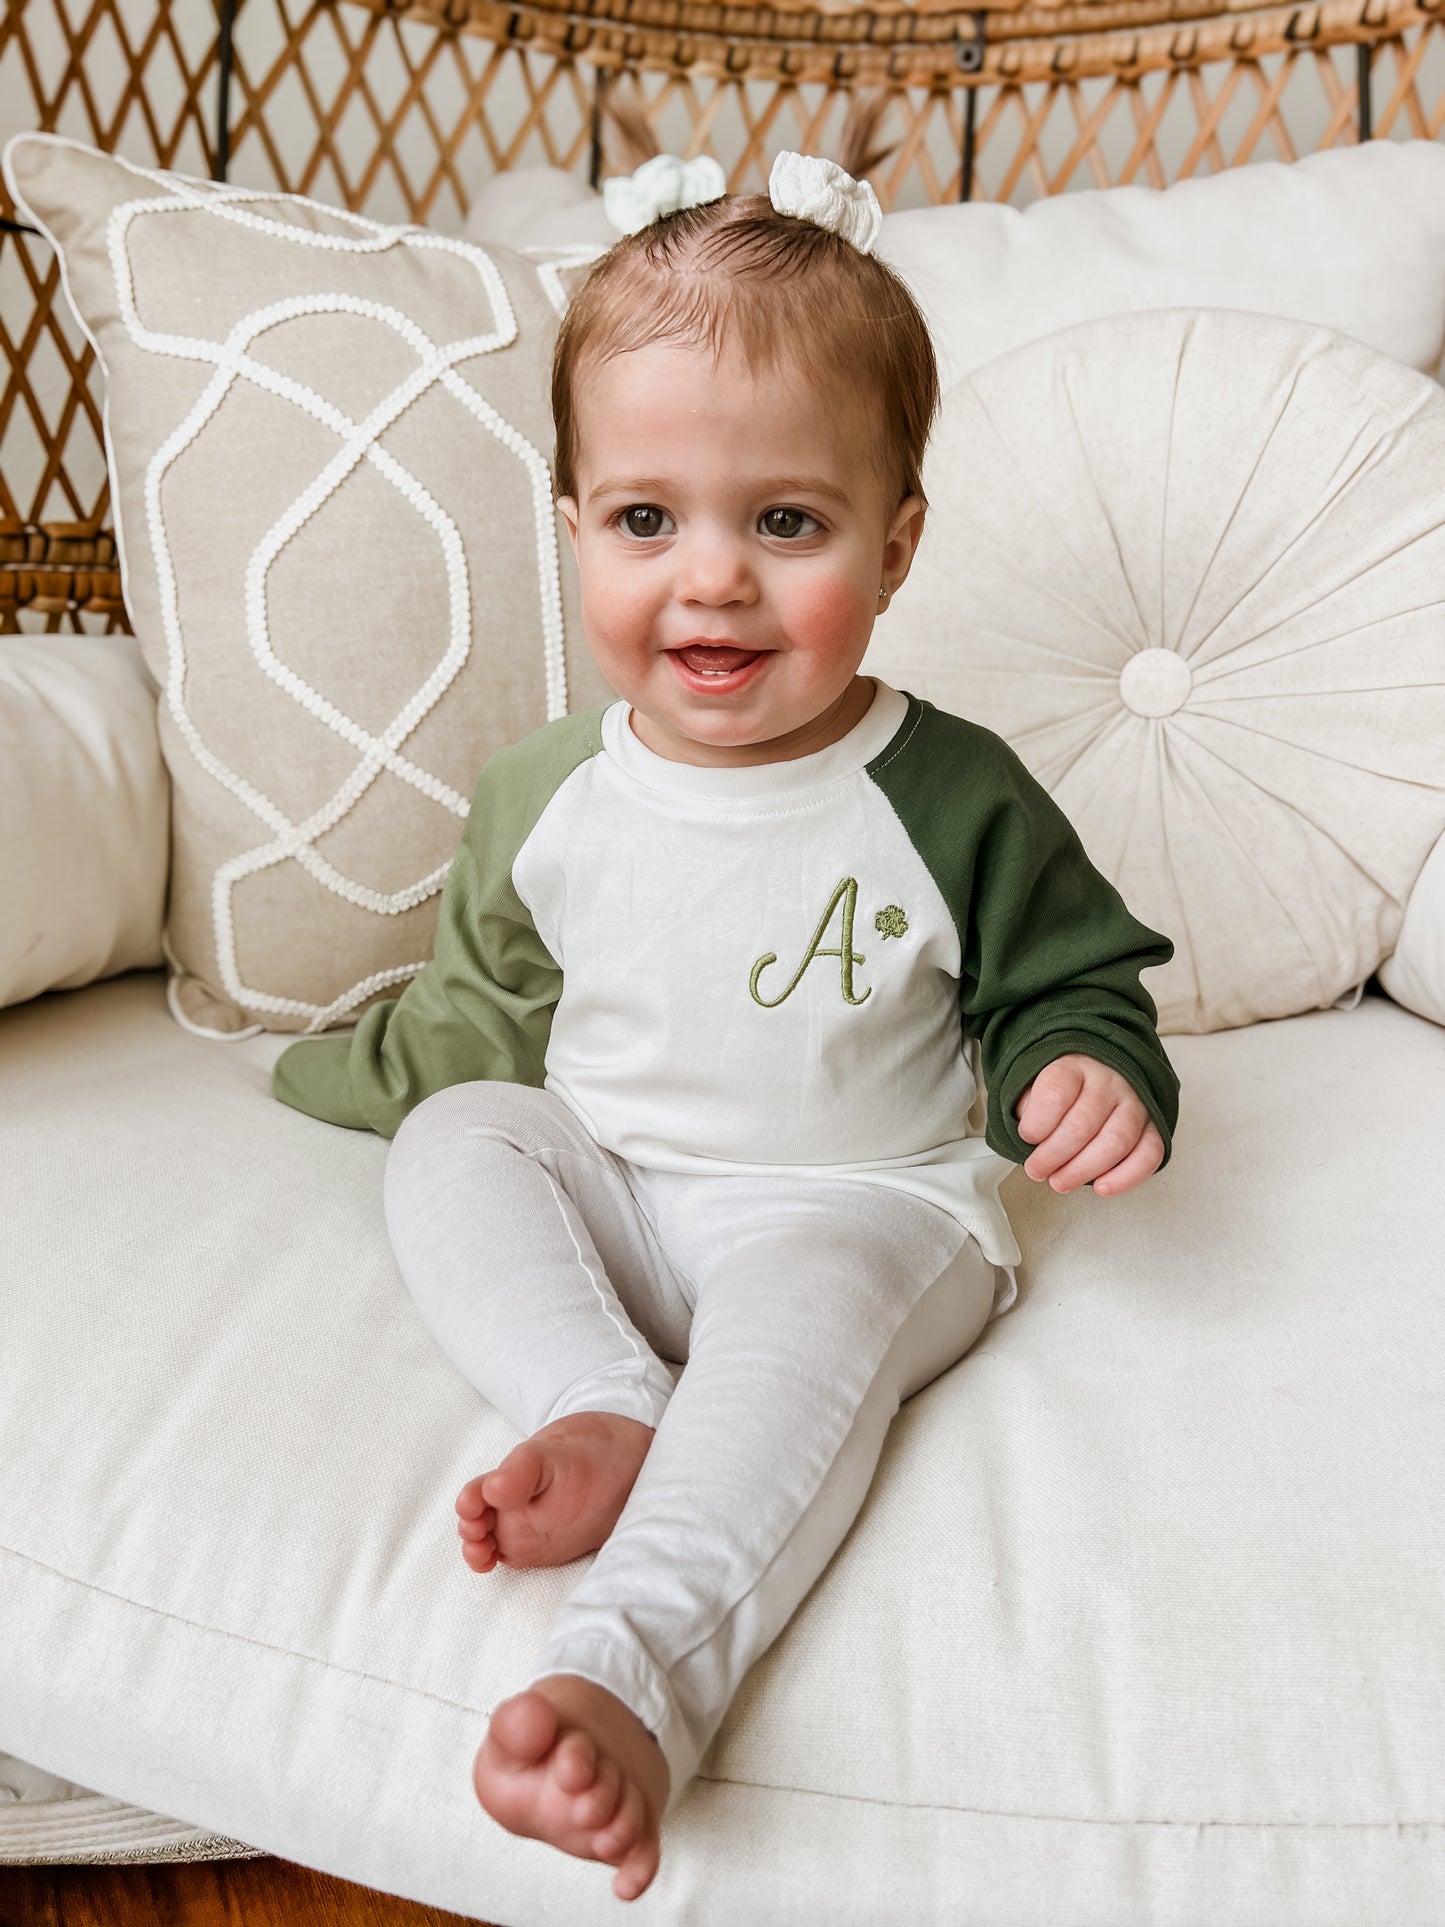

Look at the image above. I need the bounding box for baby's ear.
[556,495,581,554]
[886,493,927,580]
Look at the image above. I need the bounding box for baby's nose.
[676,535,755,604]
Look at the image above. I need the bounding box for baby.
[272,151,1179,1904]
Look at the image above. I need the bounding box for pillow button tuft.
[1118,646,1193,718]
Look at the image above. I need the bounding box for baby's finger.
[1021,1085,1116,1181]
[1091,1125,1165,1198]
[1014,1059,1086,1147]
[1039,1106,1141,1193]
[1023,1112,1100,1181]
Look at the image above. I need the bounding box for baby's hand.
[1012,1052,1164,1197]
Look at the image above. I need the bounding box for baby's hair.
[551,187,941,518]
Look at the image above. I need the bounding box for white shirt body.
[511,682,1020,1319]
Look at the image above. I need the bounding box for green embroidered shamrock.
[874,905,909,940]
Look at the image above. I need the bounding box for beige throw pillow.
[865,308,1445,1034]
[3,133,613,1037]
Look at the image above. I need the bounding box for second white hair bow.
[767,151,882,254]
[601,153,728,234]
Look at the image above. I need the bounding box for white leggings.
[382,1081,1009,1816]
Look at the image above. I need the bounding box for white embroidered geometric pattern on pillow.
[105,166,569,1033]
[527,243,610,319]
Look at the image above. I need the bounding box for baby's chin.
[626,701,787,768]
[626,659,870,768]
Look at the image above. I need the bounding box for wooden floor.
[0,1857,498,1927]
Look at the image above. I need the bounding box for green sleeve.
[866,695,1180,1172]
[270,706,606,1136]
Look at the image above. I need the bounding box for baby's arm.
[270,718,599,1136]
[955,735,1179,1188]
[270,823,554,1136]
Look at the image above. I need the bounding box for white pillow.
[464,142,1445,384]
[464,164,614,254]
[877,141,1445,388]
[1,635,168,1011]
[864,307,1445,1036]
[1378,828,1445,1028]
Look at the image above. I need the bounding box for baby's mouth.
[672,643,763,677]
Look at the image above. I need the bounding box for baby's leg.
[518,1174,1006,1821]
[383,1082,694,1895]
[383,1080,692,1568]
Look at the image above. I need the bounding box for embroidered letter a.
[750,877,872,1007]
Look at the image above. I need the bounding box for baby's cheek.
[787,577,870,654]
[585,578,651,652]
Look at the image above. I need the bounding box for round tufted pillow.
[864,308,1445,1035]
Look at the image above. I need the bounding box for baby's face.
[557,334,924,766]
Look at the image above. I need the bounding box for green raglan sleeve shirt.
[866,699,1179,1172]
[272,681,1177,1261]
[270,706,607,1137]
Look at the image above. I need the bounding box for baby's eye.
[617,505,673,540]
[760,507,820,540]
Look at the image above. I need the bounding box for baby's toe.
[456,1478,491,1520]
[590,1777,645,1864]
[613,1834,660,1902]
[573,1753,622,1829]
[485,1691,561,1773]
[551,1729,596,1794]
[480,1446,543,1512]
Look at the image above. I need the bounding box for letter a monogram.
[750,877,872,1007]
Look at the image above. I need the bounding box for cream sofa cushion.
[2,970,1442,1919]
[864,308,1445,1034]
[0,634,167,1011]
[1,133,614,1040]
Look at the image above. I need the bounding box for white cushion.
[1379,825,1445,1028]
[864,308,1445,1035]
[465,142,1445,383]
[3,970,1443,1920]
[464,164,614,253]
[0,635,167,1011]
[878,140,1445,388]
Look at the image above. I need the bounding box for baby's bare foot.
[473,1674,669,1902]
[456,1411,655,1571]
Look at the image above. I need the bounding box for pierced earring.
[878,587,889,600]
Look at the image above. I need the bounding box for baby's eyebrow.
[586,475,852,507]
[587,477,674,504]
[759,475,853,507]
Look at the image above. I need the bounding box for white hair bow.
[601,153,728,234]
[767,151,882,254]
